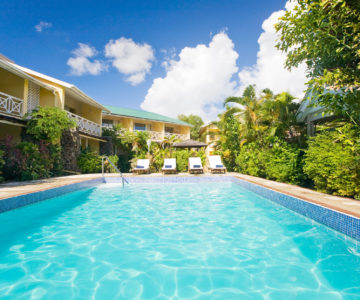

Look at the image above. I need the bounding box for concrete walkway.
[0,172,359,218]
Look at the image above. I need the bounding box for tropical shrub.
[106,155,119,173]
[235,142,267,177]
[1,137,63,181]
[0,150,4,183]
[264,138,305,185]
[235,138,305,185]
[77,150,102,174]
[26,107,76,143]
[303,125,360,198]
[1,136,22,180]
[16,142,48,180]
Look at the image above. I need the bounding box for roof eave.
[0,60,57,93]
[103,111,191,127]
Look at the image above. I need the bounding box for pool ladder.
[101,156,129,188]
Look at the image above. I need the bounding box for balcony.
[133,129,163,141]
[0,91,24,119]
[67,111,101,137]
[165,132,188,141]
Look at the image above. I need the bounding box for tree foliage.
[303,124,360,198]
[178,114,204,140]
[26,107,76,143]
[275,0,360,125]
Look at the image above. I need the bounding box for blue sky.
[0,0,306,121]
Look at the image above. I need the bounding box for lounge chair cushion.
[216,164,224,168]
[193,165,201,168]
[165,165,172,168]
[136,165,144,169]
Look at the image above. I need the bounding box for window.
[102,119,113,128]
[134,123,146,131]
[165,127,174,133]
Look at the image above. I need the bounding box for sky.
[0,0,307,122]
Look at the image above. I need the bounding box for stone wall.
[61,129,80,172]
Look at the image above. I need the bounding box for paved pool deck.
[0,172,359,218]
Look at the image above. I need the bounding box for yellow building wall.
[0,68,24,99]
[28,75,65,109]
[82,104,102,124]
[39,87,56,107]
[65,94,102,124]
[80,137,99,153]
[88,139,100,153]
[0,123,22,144]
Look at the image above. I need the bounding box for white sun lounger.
[208,155,226,173]
[133,159,150,174]
[162,158,177,174]
[189,157,203,174]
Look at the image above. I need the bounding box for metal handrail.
[101,155,129,187]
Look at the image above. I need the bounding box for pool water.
[0,183,359,299]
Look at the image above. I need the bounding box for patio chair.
[188,157,204,174]
[162,158,177,174]
[133,159,150,174]
[208,155,226,174]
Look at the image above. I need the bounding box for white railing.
[133,129,163,141]
[148,130,163,141]
[0,91,24,119]
[67,111,101,137]
[165,132,188,141]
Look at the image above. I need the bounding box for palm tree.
[223,85,270,143]
[160,134,179,149]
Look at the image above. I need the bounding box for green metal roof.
[104,105,191,126]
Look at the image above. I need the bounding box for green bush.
[303,125,360,198]
[16,142,48,180]
[0,150,4,183]
[77,150,102,174]
[236,142,267,177]
[1,139,62,181]
[26,107,75,143]
[106,155,119,173]
[235,138,305,185]
[264,138,305,185]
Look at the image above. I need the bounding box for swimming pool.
[0,181,359,299]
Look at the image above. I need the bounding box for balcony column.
[23,79,28,114]
[160,123,165,140]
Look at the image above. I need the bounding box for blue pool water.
[0,182,359,299]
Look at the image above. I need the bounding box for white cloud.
[141,32,239,122]
[67,43,105,76]
[105,37,155,85]
[237,1,307,98]
[34,21,52,32]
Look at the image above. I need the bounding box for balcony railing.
[133,129,163,141]
[100,125,188,141]
[147,130,163,141]
[165,132,188,141]
[67,112,101,137]
[0,91,24,119]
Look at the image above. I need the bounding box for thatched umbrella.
[173,139,208,149]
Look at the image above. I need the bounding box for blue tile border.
[0,178,104,213]
[104,175,233,184]
[1,175,359,241]
[230,176,360,241]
